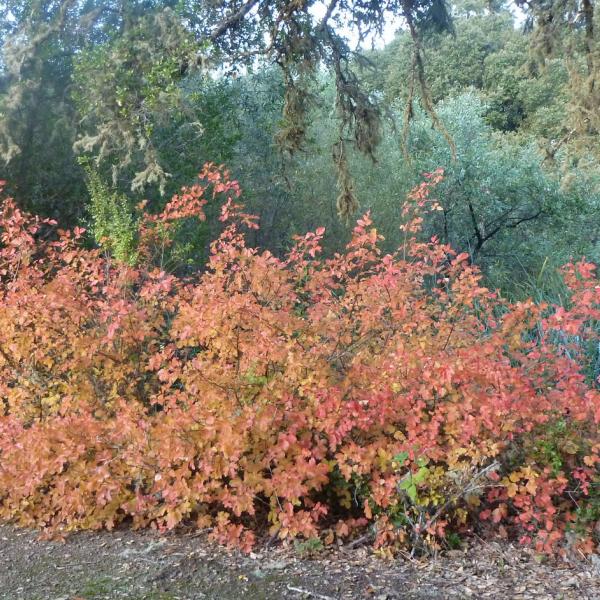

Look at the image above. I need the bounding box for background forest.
[1,0,600,297]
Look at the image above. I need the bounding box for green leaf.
[413,467,429,485]
[398,478,412,491]
[394,451,409,464]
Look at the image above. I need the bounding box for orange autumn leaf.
[0,164,596,556]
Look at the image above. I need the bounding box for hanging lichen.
[333,138,359,219]
[523,0,600,161]
[402,0,456,160]
[275,71,315,154]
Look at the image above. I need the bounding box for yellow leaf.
[525,478,537,495]
[506,482,519,498]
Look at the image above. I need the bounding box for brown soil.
[0,525,598,599]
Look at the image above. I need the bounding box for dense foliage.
[1,0,600,561]
[2,1,600,220]
[0,168,598,556]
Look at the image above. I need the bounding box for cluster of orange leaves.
[0,166,598,555]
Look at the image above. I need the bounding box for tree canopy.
[2,0,600,215]
[1,0,600,289]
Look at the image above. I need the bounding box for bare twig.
[342,531,375,551]
[286,585,336,600]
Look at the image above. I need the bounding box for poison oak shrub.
[0,168,597,556]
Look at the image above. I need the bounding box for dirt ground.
[0,525,599,600]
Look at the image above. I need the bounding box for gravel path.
[0,526,598,599]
